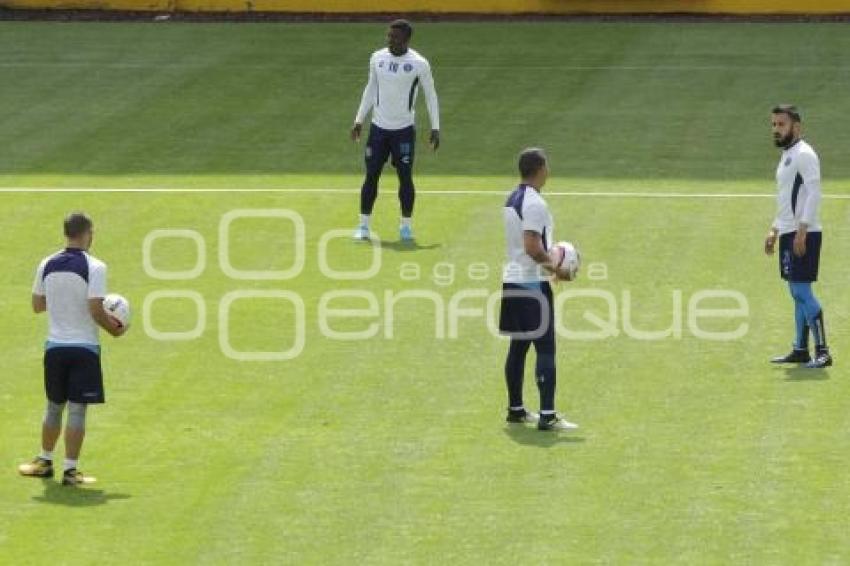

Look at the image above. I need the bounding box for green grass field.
[2,21,849,564]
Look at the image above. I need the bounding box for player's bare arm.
[88,298,125,337]
[429,129,440,151]
[523,230,572,281]
[32,293,46,313]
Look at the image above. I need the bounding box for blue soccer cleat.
[804,349,833,369]
[352,224,370,241]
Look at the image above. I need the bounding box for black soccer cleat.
[771,349,811,364]
[506,409,539,424]
[537,413,579,431]
[61,468,96,486]
[805,350,833,369]
[18,457,53,478]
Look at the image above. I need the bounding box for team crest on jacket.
[784,157,792,166]
[403,63,413,72]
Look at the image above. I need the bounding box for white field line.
[1,62,849,72]
[1,187,850,199]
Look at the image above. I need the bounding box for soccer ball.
[103,293,131,328]
[551,241,581,280]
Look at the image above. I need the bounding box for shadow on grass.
[32,480,131,507]
[503,425,585,448]
[782,367,830,381]
[375,239,442,252]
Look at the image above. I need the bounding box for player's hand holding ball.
[549,241,581,282]
[103,293,131,336]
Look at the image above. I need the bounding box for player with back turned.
[18,213,126,486]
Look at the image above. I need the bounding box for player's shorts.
[44,347,105,404]
[779,231,822,282]
[499,281,555,348]
[365,124,415,172]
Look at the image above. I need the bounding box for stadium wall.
[3,0,850,14]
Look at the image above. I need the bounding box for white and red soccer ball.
[550,241,581,280]
[103,293,131,328]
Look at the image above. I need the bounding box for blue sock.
[789,282,827,351]
[793,298,809,350]
[811,310,828,351]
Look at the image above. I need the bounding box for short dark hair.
[772,104,802,123]
[64,212,93,239]
[518,148,548,178]
[389,19,413,39]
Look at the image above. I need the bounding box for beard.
[774,132,794,148]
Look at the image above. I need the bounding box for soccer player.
[764,105,833,369]
[18,212,126,486]
[499,148,578,431]
[350,19,440,242]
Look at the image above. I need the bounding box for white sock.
[64,458,78,472]
[359,214,371,228]
[40,450,53,462]
[400,217,412,228]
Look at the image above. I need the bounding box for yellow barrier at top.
[3,0,850,13]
